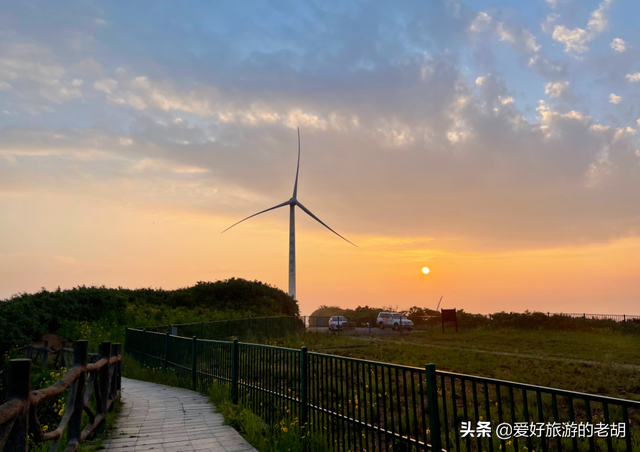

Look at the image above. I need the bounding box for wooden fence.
[0,340,122,452]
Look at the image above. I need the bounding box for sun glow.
[422,267,430,274]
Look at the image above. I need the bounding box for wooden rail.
[0,340,122,452]
[19,341,101,367]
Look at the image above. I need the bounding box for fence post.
[96,341,112,435]
[300,346,308,427]
[164,330,170,369]
[231,339,239,404]
[68,341,89,447]
[115,343,122,395]
[201,321,205,338]
[192,336,197,391]
[425,363,442,452]
[141,329,147,367]
[124,329,129,355]
[4,359,31,452]
[41,340,49,365]
[108,343,119,412]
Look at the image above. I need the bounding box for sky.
[1,0,639,316]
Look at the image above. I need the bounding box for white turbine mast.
[222,129,356,300]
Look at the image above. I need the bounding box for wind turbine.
[222,129,356,300]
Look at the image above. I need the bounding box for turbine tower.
[222,129,356,300]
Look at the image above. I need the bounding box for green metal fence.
[125,328,640,451]
[144,315,301,340]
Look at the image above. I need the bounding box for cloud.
[609,93,621,104]
[543,0,615,53]
[94,79,118,94]
[610,38,626,53]
[551,26,589,53]
[587,0,613,35]
[626,73,640,83]
[128,94,148,110]
[1,0,639,256]
[544,81,570,98]
[469,12,563,80]
[0,43,84,107]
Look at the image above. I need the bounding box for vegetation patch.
[0,278,298,355]
[260,329,640,400]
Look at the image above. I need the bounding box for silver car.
[328,316,347,331]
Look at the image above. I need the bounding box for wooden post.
[41,341,49,365]
[67,341,88,448]
[95,341,111,435]
[114,343,122,395]
[4,359,31,452]
[108,343,119,411]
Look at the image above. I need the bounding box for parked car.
[377,312,413,331]
[328,316,348,331]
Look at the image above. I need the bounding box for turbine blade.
[293,128,300,199]
[295,201,357,247]
[221,200,291,233]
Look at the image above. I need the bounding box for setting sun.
[421,267,430,275]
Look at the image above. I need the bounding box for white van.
[377,312,413,331]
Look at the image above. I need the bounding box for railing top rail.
[198,338,234,345]
[239,342,299,352]
[131,329,166,336]
[138,315,298,330]
[554,312,633,317]
[308,351,426,373]
[437,369,640,407]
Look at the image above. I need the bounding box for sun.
[421,267,430,275]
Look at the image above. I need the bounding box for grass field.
[264,326,640,400]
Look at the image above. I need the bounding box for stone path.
[102,377,257,452]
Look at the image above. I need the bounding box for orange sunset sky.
[1,1,640,316]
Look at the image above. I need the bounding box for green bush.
[0,278,298,356]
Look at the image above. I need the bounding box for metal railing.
[125,328,639,451]
[144,315,302,340]
[483,312,640,323]
[0,341,122,452]
[550,313,640,322]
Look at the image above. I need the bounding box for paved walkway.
[103,378,257,452]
